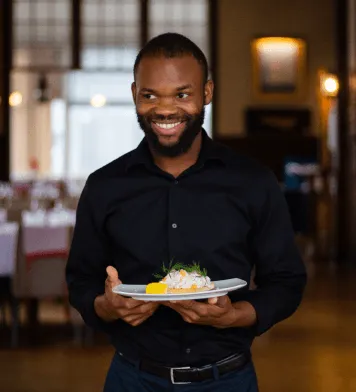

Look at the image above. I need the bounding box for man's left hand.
[163,296,256,329]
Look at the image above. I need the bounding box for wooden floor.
[0,260,355,392]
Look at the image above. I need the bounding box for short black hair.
[133,32,209,83]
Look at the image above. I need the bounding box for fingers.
[121,303,158,326]
[135,301,157,314]
[103,267,158,324]
[208,295,230,307]
[106,266,122,287]
[123,314,151,327]
[114,299,157,319]
[167,298,228,325]
[121,297,145,310]
[106,266,121,285]
[208,297,218,305]
[181,310,201,324]
[169,300,217,316]
[113,297,152,313]
[158,300,198,324]
[171,300,194,309]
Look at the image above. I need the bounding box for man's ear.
[204,80,214,105]
[131,82,137,104]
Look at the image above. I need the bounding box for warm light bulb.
[321,75,339,97]
[90,94,106,108]
[9,91,23,107]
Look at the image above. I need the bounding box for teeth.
[155,122,181,129]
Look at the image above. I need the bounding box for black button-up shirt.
[66,130,306,366]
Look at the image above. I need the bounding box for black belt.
[119,352,250,384]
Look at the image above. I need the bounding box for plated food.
[146,262,214,294]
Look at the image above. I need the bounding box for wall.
[10,67,63,178]
[217,0,336,136]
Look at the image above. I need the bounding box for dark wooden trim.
[0,0,12,181]
[209,0,218,138]
[12,66,133,73]
[140,0,149,47]
[71,0,82,69]
[335,0,350,262]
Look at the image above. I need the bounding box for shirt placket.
[167,178,194,363]
[167,178,181,264]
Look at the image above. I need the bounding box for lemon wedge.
[145,282,168,294]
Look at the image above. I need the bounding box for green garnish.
[153,259,207,280]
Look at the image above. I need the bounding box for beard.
[136,106,205,158]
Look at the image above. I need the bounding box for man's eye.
[177,93,189,99]
[143,94,156,100]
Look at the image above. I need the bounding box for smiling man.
[66,33,307,392]
[133,50,210,161]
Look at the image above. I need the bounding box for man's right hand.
[94,266,159,327]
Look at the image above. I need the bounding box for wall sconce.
[317,69,339,170]
[320,73,339,97]
[9,91,23,107]
[251,36,307,102]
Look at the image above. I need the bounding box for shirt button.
[174,180,179,184]
[186,348,191,354]
[172,223,178,229]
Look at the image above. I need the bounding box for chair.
[14,212,90,345]
[0,208,7,223]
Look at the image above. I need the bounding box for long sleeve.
[243,170,307,336]
[66,176,114,333]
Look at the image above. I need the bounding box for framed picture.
[251,37,307,102]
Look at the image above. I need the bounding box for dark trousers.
[103,351,259,392]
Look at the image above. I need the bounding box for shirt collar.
[124,129,228,172]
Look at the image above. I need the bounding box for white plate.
[112,278,247,301]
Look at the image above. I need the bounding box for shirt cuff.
[236,287,294,336]
[73,289,116,334]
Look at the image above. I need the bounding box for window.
[13,0,72,70]
[10,0,213,179]
[148,0,212,136]
[65,65,143,178]
[61,0,141,178]
[148,0,210,62]
[82,0,139,70]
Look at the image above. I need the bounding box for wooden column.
[140,0,148,47]
[335,0,353,263]
[71,0,82,69]
[0,1,12,181]
[209,0,219,138]
[347,0,356,262]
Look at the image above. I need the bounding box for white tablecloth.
[0,222,19,277]
[22,209,76,228]
[22,226,69,258]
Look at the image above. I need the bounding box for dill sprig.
[153,259,207,280]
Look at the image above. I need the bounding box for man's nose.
[154,99,178,118]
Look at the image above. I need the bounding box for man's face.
[132,55,213,157]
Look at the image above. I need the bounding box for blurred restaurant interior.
[0,0,356,391]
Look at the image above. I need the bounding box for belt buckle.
[170,367,191,385]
